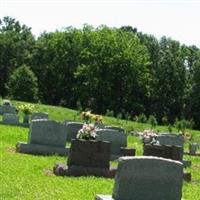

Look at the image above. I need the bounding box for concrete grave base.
[95,195,113,200]
[16,142,69,156]
[53,163,117,178]
[95,195,185,200]
[0,121,29,127]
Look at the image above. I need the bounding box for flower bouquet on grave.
[76,123,97,140]
[19,104,34,123]
[140,129,158,144]
[80,111,103,127]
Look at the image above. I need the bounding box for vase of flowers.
[19,104,34,124]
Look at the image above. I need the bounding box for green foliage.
[1,16,200,129]
[18,104,34,115]
[105,109,114,117]
[137,113,147,123]
[175,119,191,134]
[161,116,169,125]
[148,115,158,129]
[0,16,35,97]
[7,65,39,102]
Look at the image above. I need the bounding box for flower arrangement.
[19,104,34,115]
[77,123,97,140]
[80,111,103,124]
[139,129,158,144]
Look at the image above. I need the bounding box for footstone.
[2,113,19,125]
[96,129,127,156]
[16,119,68,155]
[96,156,183,200]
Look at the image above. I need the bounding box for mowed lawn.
[0,102,200,200]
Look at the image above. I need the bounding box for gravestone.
[96,129,127,158]
[1,105,17,115]
[143,144,191,167]
[2,113,19,125]
[189,143,199,155]
[96,156,183,200]
[54,139,116,178]
[143,144,183,160]
[156,133,184,147]
[104,126,124,133]
[32,112,49,120]
[63,122,83,142]
[16,119,68,156]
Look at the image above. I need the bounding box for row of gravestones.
[16,119,128,159]
[0,112,49,126]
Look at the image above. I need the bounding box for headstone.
[104,126,124,133]
[156,133,184,147]
[96,156,183,200]
[189,143,199,155]
[16,119,68,156]
[143,144,191,168]
[64,122,83,142]
[143,144,183,161]
[54,139,116,178]
[32,112,49,120]
[96,129,127,157]
[2,113,19,125]
[1,105,17,114]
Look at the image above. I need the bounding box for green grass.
[0,101,200,200]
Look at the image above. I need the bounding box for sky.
[0,0,200,47]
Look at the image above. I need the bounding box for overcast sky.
[1,0,200,47]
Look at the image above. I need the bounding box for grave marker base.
[53,163,117,178]
[16,142,69,156]
[95,195,113,200]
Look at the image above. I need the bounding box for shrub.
[161,116,168,125]
[137,113,147,123]
[175,119,191,134]
[7,65,39,102]
[148,115,158,129]
[105,109,114,117]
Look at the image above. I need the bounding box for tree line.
[0,17,200,129]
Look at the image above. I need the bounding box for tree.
[8,65,39,102]
[187,50,200,129]
[151,37,186,123]
[75,25,150,115]
[0,16,35,97]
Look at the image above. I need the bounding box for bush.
[7,65,39,102]
[105,109,114,117]
[137,113,147,123]
[175,119,191,134]
[148,115,158,129]
[161,116,168,125]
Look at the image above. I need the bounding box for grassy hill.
[0,101,200,200]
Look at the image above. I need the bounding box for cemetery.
[0,100,200,200]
